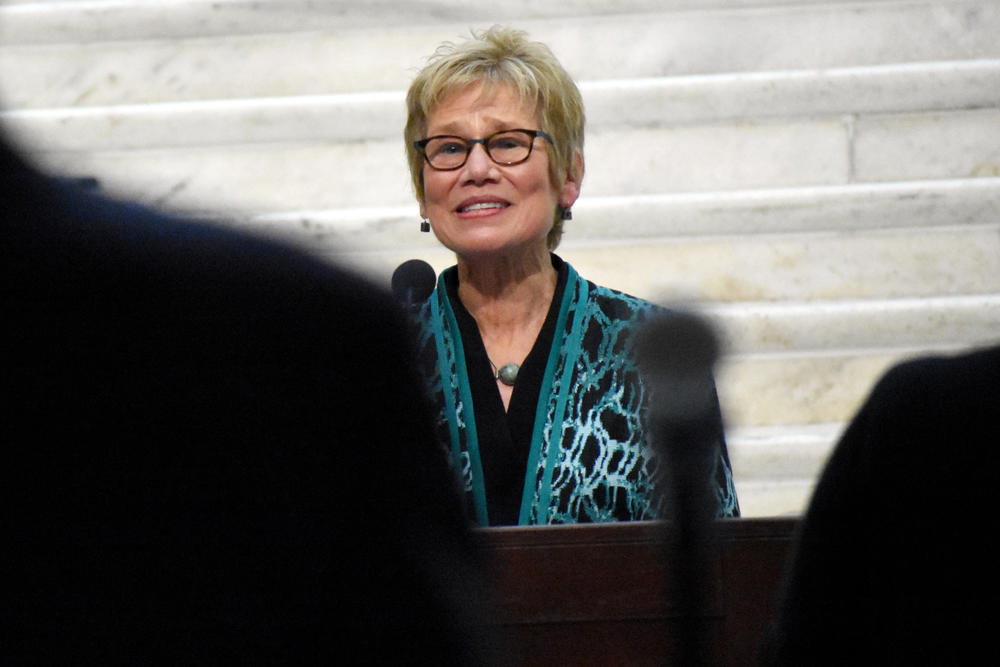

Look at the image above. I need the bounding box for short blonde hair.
[404,26,585,250]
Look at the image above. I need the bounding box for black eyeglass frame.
[414,129,554,171]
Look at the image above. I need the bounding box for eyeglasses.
[414,129,554,171]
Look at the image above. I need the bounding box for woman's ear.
[559,150,584,209]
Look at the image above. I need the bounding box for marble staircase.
[2,0,998,515]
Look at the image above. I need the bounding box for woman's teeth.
[461,202,505,212]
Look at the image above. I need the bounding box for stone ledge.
[5,60,997,148]
[555,228,1000,303]
[2,2,997,107]
[570,178,1000,239]
[704,294,1000,354]
[714,344,993,428]
[727,422,842,480]
[733,478,816,516]
[0,0,942,45]
[15,121,996,210]
[231,179,1000,247]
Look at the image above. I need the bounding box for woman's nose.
[462,142,496,180]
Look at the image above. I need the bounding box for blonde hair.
[404,26,585,250]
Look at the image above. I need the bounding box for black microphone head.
[635,310,719,383]
[391,259,436,305]
[635,309,722,439]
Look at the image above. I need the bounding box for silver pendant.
[497,362,519,386]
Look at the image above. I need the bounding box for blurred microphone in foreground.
[635,309,726,667]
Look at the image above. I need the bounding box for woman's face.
[418,82,580,262]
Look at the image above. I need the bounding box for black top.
[445,255,569,525]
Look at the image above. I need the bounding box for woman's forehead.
[427,81,540,132]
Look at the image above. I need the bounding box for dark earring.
[420,218,430,232]
[559,207,572,221]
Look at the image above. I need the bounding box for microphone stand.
[636,311,722,667]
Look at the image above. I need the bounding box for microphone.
[634,309,722,667]
[635,310,720,435]
[391,259,436,307]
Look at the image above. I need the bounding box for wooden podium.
[477,517,797,666]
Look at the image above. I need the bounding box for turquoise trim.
[429,284,460,462]
[433,274,489,526]
[516,264,583,525]
[534,267,590,523]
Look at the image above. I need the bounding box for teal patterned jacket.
[411,260,739,526]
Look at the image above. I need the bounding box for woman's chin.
[451,237,548,264]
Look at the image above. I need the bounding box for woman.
[404,26,738,525]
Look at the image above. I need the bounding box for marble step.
[552,222,1000,304]
[735,479,817,516]
[334,221,1000,307]
[688,337,998,516]
[727,423,841,481]
[728,422,841,515]
[6,60,997,149]
[718,338,1000,516]
[0,0,920,44]
[13,107,997,305]
[697,344,980,511]
[715,341,1000,427]
[10,104,998,213]
[28,177,979,310]
[224,177,1000,300]
[704,299,995,430]
[2,1,997,108]
[702,295,1000,355]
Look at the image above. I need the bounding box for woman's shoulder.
[559,259,656,308]
[576,273,665,323]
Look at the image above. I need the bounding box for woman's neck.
[456,249,556,335]
[456,249,557,412]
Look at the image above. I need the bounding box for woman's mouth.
[458,201,508,213]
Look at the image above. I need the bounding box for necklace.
[488,358,520,386]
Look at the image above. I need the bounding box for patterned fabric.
[411,260,739,525]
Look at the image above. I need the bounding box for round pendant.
[497,362,520,386]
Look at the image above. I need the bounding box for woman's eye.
[435,141,466,155]
[490,136,525,150]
